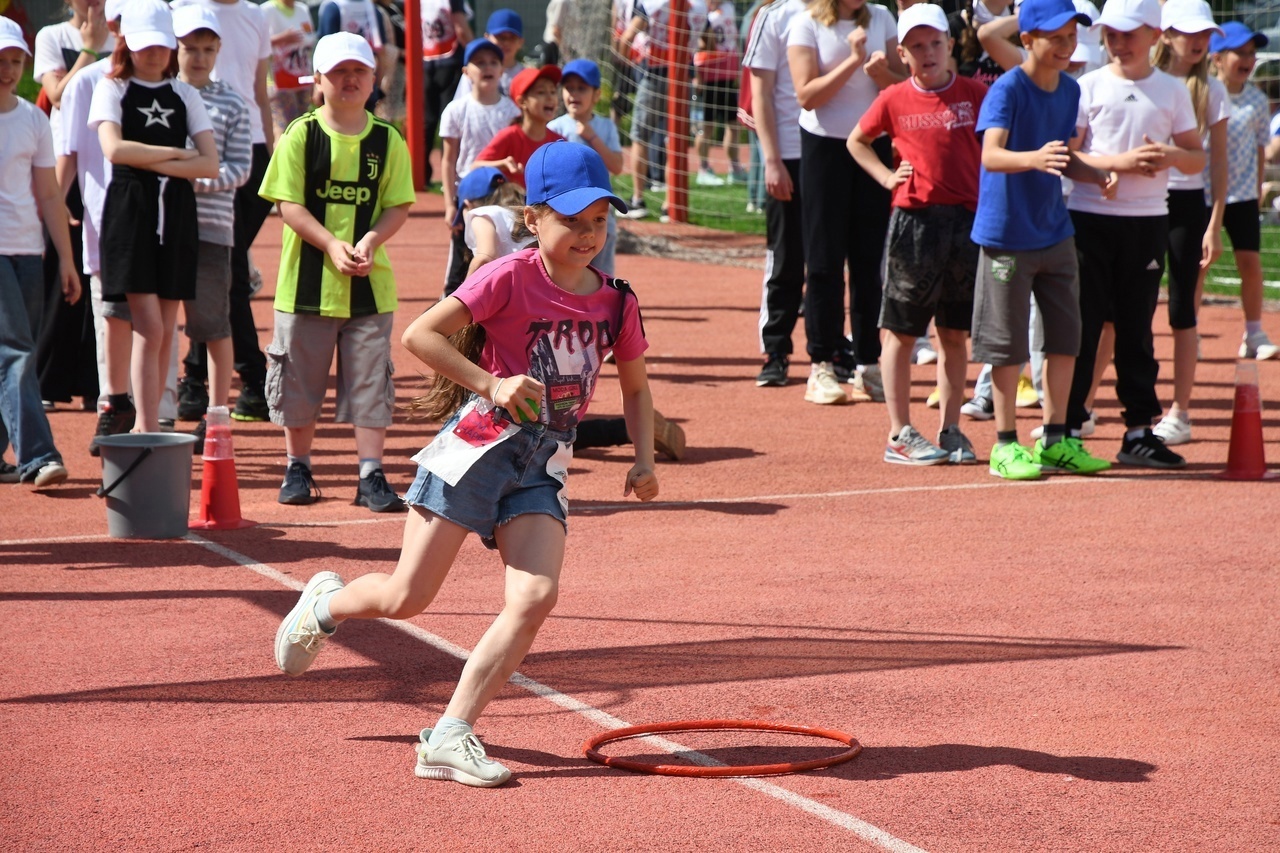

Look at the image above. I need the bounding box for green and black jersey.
[260,110,415,318]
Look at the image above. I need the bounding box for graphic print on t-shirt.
[524,315,618,431]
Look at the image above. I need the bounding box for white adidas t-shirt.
[1167,74,1229,193]
[1069,66,1198,217]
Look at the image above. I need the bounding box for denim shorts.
[405,407,574,550]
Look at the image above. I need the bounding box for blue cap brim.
[546,188,628,216]
[1025,11,1092,33]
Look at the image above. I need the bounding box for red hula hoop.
[582,719,862,778]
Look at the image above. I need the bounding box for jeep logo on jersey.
[316,180,372,205]
[365,153,381,180]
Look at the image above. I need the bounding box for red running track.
[3,192,1279,851]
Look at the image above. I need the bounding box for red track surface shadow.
[4,190,1280,851]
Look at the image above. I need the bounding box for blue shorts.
[405,407,573,550]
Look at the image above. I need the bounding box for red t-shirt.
[858,74,987,212]
[475,125,566,188]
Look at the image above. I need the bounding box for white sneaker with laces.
[884,425,949,465]
[913,338,938,365]
[32,461,68,488]
[415,727,512,787]
[805,362,848,405]
[1153,414,1192,445]
[695,169,726,187]
[274,571,344,676]
[1240,330,1280,360]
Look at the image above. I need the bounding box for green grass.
[1200,221,1280,300]
[611,174,766,234]
[19,67,39,103]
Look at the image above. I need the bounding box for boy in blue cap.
[452,8,524,103]
[969,0,1115,480]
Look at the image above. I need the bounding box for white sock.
[313,591,337,632]
[427,716,471,747]
[359,458,380,479]
[1125,427,1147,441]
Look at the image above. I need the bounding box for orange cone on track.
[1219,362,1279,481]
[190,406,257,529]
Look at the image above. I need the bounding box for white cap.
[1071,0,1102,64]
[121,2,177,51]
[172,5,221,39]
[312,31,375,73]
[0,16,30,56]
[896,3,951,43]
[1094,0,1161,32]
[1160,0,1221,35]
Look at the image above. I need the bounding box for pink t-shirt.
[453,248,648,431]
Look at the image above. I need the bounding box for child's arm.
[148,129,221,180]
[579,120,624,175]
[751,67,793,201]
[33,165,81,306]
[789,27,868,111]
[847,124,911,190]
[465,215,501,277]
[97,121,198,168]
[976,15,1023,73]
[195,109,253,194]
[983,126,1071,174]
[469,155,522,179]
[441,136,461,231]
[615,354,659,502]
[351,203,412,274]
[1068,129,1176,177]
[401,296,544,422]
[1202,120,1227,268]
[1153,130,1206,176]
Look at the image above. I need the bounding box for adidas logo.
[1146,260,1160,270]
[1124,94,1139,102]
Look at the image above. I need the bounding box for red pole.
[404,0,425,190]
[666,0,690,223]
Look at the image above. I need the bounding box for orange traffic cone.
[1219,362,1279,481]
[190,406,257,529]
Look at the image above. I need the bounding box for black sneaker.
[232,383,269,422]
[278,461,320,505]
[0,461,18,483]
[756,353,789,387]
[354,468,407,513]
[191,418,207,456]
[1117,429,1187,469]
[830,348,857,384]
[177,377,209,421]
[89,401,136,457]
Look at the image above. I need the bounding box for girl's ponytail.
[405,324,487,422]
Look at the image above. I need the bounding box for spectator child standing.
[172,5,253,450]
[694,0,744,184]
[548,58,625,274]
[272,143,656,788]
[969,0,1113,480]
[847,3,986,465]
[0,16,80,487]
[1066,0,1205,469]
[257,33,415,511]
[259,0,316,139]
[88,2,219,435]
[439,38,520,293]
[1150,0,1228,447]
[1207,24,1279,362]
[452,9,524,102]
[472,64,565,187]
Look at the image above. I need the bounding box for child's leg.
[1237,249,1264,324]
[125,293,170,433]
[1040,352,1076,427]
[207,336,234,408]
[1083,322,1114,414]
[327,507,470,621]
[881,330,913,436]
[990,364,1020,434]
[935,326,967,429]
[441,513,565,725]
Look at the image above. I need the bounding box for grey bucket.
[94,433,198,539]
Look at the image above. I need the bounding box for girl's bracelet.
[492,376,506,403]
[80,48,98,59]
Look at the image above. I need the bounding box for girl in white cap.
[1150,0,1229,447]
[87,1,219,434]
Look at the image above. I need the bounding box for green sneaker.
[989,442,1042,480]
[1034,436,1111,474]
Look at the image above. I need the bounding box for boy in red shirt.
[847,3,987,466]
[472,65,564,186]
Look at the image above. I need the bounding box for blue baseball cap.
[453,167,506,226]
[561,58,602,89]
[1019,0,1092,34]
[463,38,502,66]
[526,142,627,215]
[485,9,522,37]
[1211,21,1269,53]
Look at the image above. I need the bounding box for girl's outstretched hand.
[624,464,658,501]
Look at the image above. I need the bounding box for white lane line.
[187,532,927,853]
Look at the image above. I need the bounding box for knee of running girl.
[503,573,559,626]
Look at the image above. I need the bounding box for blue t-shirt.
[971,68,1079,252]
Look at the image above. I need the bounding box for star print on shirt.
[137,98,175,128]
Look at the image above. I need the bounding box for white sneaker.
[415,727,512,787]
[274,571,344,676]
[32,462,68,488]
[805,362,848,405]
[852,364,885,402]
[884,425,949,465]
[1153,413,1192,446]
[913,338,938,365]
[1030,412,1095,440]
[1240,330,1280,360]
[960,395,994,420]
[695,168,726,187]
